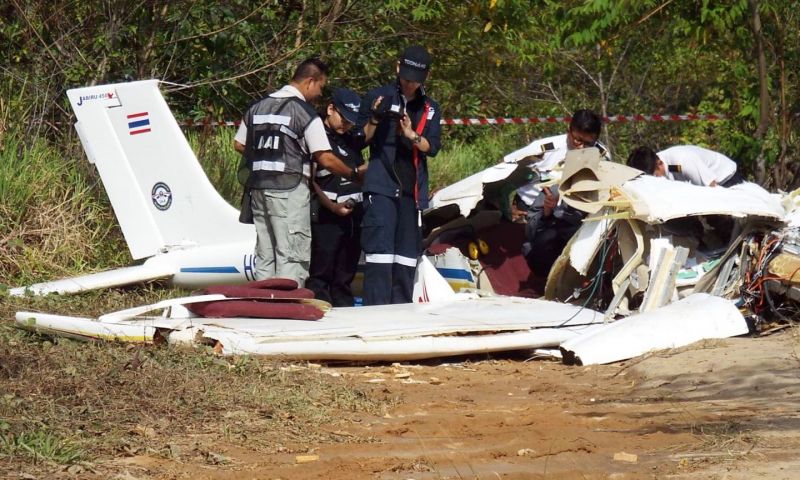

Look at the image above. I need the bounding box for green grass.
[186,127,243,206]
[0,299,391,474]
[0,427,85,465]
[0,132,128,287]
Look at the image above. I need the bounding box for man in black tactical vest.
[234,58,365,284]
[357,45,442,305]
[306,88,365,307]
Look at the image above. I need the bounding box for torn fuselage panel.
[548,162,785,317]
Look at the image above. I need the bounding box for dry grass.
[692,421,760,456]
[0,196,126,285]
[0,291,393,477]
[0,132,129,287]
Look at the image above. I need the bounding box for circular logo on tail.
[151,182,172,211]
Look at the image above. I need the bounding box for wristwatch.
[413,133,422,144]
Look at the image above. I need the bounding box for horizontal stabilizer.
[9,264,176,296]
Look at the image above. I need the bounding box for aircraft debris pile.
[10,79,800,365]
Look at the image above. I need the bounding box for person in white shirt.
[627,145,742,187]
[512,109,610,209]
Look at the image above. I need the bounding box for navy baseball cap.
[398,45,431,83]
[332,88,361,124]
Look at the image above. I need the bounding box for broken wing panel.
[560,293,749,365]
[14,296,605,361]
[15,312,157,343]
[429,162,525,216]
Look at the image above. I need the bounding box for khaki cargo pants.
[250,182,311,284]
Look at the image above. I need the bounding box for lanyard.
[412,102,430,207]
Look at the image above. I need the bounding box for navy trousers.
[361,193,421,305]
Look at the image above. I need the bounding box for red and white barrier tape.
[441,113,729,125]
[40,113,730,130]
[179,113,729,127]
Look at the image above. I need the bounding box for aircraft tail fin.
[67,80,252,260]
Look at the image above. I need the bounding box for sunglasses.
[569,129,597,148]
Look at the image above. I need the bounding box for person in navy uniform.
[306,88,366,307]
[358,45,442,305]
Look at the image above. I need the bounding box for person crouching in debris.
[626,145,743,187]
[520,110,605,279]
[306,88,366,307]
[513,109,611,220]
[521,186,587,281]
[234,57,366,284]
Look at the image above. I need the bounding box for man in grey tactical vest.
[234,57,365,284]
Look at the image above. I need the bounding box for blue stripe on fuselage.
[436,268,473,281]
[180,266,240,274]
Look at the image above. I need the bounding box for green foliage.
[186,127,242,205]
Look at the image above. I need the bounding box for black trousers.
[720,171,745,187]
[307,207,362,307]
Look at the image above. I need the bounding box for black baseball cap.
[332,88,361,124]
[398,45,431,83]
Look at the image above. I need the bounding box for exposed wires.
[740,229,800,326]
[558,224,617,327]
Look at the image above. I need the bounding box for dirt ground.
[15,331,800,480]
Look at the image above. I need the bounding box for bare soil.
[62,330,800,480]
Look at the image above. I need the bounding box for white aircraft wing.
[16,295,605,361]
[9,264,176,296]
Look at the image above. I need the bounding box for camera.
[372,92,406,121]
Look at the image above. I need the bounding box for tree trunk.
[320,0,344,58]
[294,0,307,50]
[749,0,771,185]
[773,11,791,189]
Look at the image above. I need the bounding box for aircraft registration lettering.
[77,90,121,107]
[243,254,256,281]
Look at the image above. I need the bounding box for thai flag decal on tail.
[127,112,151,135]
